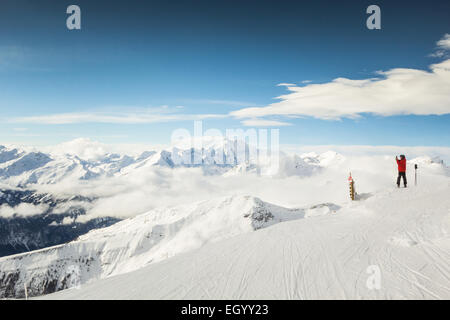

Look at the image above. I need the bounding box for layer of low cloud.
[0,203,49,218]
[28,144,449,222]
[281,145,450,164]
[2,138,449,220]
[232,59,450,120]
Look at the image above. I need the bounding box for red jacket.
[396,157,406,172]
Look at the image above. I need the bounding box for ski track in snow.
[39,184,450,300]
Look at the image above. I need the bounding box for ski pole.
[414,164,418,186]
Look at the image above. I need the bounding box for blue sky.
[0,0,449,147]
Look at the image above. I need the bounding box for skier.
[396,155,407,188]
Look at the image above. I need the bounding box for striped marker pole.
[348,173,355,201]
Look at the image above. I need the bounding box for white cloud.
[0,203,49,218]
[240,119,292,127]
[431,34,450,58]
[437,34,450,50]
[281,145,450,164]
[52,200,93,215]
[185,99,260,107]
[231,59,450,120]
[61,216,75,225]
[6,104,238,126]
[8,107,226,125]
[277,83,296,87]
[6,138,168,160]
[46,138,114,160]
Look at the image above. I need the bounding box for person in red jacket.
[396,155,407,188]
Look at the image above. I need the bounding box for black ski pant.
[397,171,407,187]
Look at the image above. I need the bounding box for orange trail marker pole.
[348,173,355,200]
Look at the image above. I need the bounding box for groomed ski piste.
[37,183,450,300]
[0,142,449,300]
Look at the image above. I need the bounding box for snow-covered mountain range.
[1,140,449,299]
[0,141,347,187]
[0,141,344,258]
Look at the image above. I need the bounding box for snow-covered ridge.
[41,184,450,300]
[1,195,322,298]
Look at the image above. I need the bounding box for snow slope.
[41,183,450,300]
[0,195,307,298]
